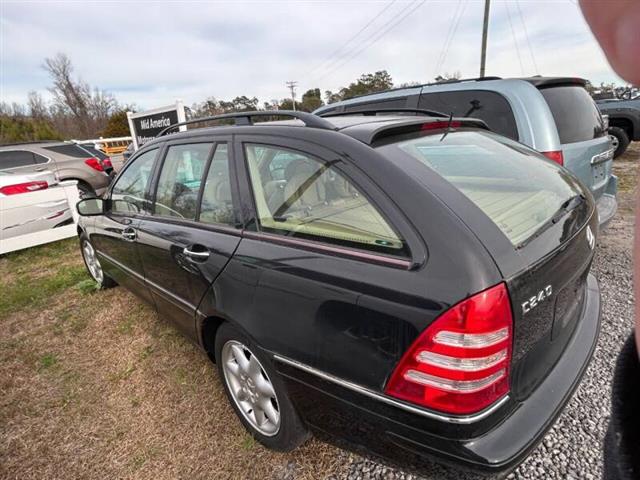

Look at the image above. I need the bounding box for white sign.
[127,101,186,151]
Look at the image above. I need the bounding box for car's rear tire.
[79,234,116,288]
[609,126,630,159]
[214,322,310,451]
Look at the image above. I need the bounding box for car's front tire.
[214,322,309,451]
[79,234,116,289]
[609,126,630,159]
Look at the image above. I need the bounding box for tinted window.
[33,152,49,164]
[418,90,519,139]
[377,130,583,246]
[78,144,108,160]
[343,97,408,113]
[111,149,157,214]
[539,86,606,144]
[43,144,93,158]
[199,144,235,226]
[0,150,36,169]
[245,143,407,256]
[154,143,212,220]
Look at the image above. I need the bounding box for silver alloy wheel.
[609,134,619,151]
[221,340,281,436]
[82,240,104,284]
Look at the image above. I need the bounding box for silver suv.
[0,142,112,198]
[315,76,617,227]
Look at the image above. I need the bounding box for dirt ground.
[1,144,638,480]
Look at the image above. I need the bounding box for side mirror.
[76,198,105,216]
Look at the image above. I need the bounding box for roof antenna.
[440,112,455,142]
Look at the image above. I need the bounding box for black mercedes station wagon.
[76,111,601,474]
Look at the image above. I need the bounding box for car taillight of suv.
[84,157,105,172]
[385,283,513,415]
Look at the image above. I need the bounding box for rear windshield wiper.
[518,194,585,249]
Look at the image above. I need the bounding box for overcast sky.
[1,0,626,110]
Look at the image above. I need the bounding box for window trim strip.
[243,230,412,269]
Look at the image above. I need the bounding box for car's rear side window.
[539,86,606,144]
[199,144,236,226]
[0,150,36,169]
[418,90,519,140]
[377,130,583,246]
[244,143,408,257]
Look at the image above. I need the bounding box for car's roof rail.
[156,110,337,138]
[319,108,449,119]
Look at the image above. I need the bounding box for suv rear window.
[539,86,606,144]
[377,130,583,246]
[418,90,519,140]
[78,145,108,160]
[43,144,93,158]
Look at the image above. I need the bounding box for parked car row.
[0,141,113,198]
[596,95,640,158]
[75,108,602,475]
[314,76,618,227]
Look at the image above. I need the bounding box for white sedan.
[0,170,74,240]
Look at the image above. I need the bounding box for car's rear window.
[43,144,93,158]
[376,130,583,246]
[539,86,606,144]
[78,145,108,160]
[418,90,519,140]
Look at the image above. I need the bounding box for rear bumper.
[275,274,601,474]
[596,192,617,228]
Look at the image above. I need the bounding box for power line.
[434,0,468,78]
[515,0,539,74]
[433,0,463,76]
[504,2,524,75]
[314,0,427,83]
[308,0,397,76]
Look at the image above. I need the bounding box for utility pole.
[286,81,298,111]
[479,0,491,78]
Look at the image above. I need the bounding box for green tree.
[101,110,131,137]
[326,71,394,104]
[299,88,324,112]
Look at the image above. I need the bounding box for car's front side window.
[154,143,212,220]
[244,143,407,256]
[111,148,158,214]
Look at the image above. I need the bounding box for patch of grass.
[241,434,256,450]
[117,317,136,335]
[0,265,88,317]
[75,279,100,295]
[38,353,58,371]
[139,345,154,360]
[109,364,136,382]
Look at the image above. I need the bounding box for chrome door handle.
[122,228,136,241]
[34,167,47,171]
[183,246,210,260]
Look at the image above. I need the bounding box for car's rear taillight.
[102,157,113,169]
[0,181,49,195]
[384,283,513,415]
[542,150,564,165]
[84,157,104,172]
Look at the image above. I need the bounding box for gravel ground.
[330,148,638,480]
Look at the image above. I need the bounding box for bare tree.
[27,91,48,119]
[43,53,118,138]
